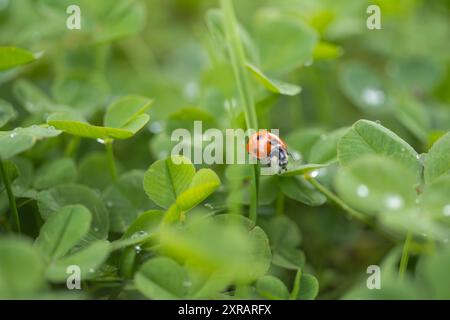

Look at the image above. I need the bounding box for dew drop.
[204,203,214,210]
[183,81,199,100]
[158,151,168,159]
[309,170,319,178]
[443,204,450,217]
[9,132,17,138]
[362,87,385,106]
[148,121,164,134]
[384,194,404,210]
[131,231,148,239]
[356,185,369,198]
[135,245,142,253]
[96,138,105,144]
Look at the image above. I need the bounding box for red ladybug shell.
[246,130,287,160]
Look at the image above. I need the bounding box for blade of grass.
[221,0,259,223]
[0,158,20,232]
[105,139,118,182]
[399,231,413,280]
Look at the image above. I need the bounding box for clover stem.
[307,177,369,223]
[221,0,259,223]
[105,140,118,182]
[289,268,302,300]
[64,136,80,157]
[0,158,20,232]
[276,191,285,215]
[399,231,413,280]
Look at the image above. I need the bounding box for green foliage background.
[0,0,449,299]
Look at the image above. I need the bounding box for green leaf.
[421,246,450,299]
[45,240,111,282]
[52,72,109,118]
[175,169,221,212]
[339,62,390,113]
[260,215,301,249]
[280,164,328,177]
[160,215,271,283]
[78,152,114,190]
[13,79,58,115]
[338,120,421,180]
[0,99,17,128]
[255,13,318,73]
[93,0,146,43]
[389,58,443,93]
[424,132,450,184]
[47,112,141,140]
[143,155,195,209]
[0,47,37,71]
[393,94,429,142]
[0,160,18,194]
[111,209,163,251]
[418,175,450,228]
[103,170,157,233]
[0,125,61,159]
[297,274,319,300]
[34,158,77,190]
[273,248,306,270]
[256,275,289,300]
[280,176,326,206]
[379,208,448,241]
[0,237,46,298]
[309,127,348,164]
[259,216,305,270]
[104,95,153,129]
[134,257,189,299]
[47,95,151,140]
[123,210,165,239]
[313,41,343,60]
[35,205,92,260]
[37,184,109,241]
[335,155,417,216]
[246,63,301,96]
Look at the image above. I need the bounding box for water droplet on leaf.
[204,203,214,209]
[131,231,148,239]
[148,121,164,134]
[362,87,385,106]
[443,204,450,217]
[356,185,369,198]
[309,170,319,178]
[384,194,404,210]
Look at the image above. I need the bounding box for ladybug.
[246,130,291,173]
